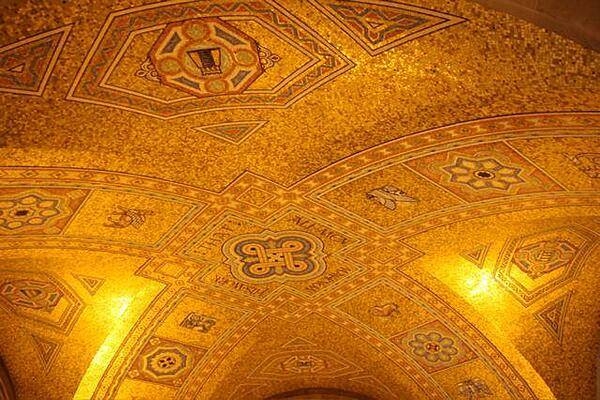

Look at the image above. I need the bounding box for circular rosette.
[144,347,188,379]
[0,192,64,231]
[409,332,458,363]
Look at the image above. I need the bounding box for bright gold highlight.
[73,293,141,400]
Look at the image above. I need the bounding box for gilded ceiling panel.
[0,0,598,399]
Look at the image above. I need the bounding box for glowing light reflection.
[465,271,493,298]
[72,295,134,400]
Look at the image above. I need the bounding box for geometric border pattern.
[0,112,597,400]
[322,273,541,400]
[305,113,600,235]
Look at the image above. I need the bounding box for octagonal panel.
[150,18,263,98]
[128,336,206,387]
[143,347,188,378]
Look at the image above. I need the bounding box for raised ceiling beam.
[474,0,600,51]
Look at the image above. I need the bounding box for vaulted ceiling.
[0,1,598,399]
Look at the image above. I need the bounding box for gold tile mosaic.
[0,0,598,399]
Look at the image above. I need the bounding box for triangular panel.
[8,63,25,73]
[72,274,105,295]
[309,0,465,55]
[460,243,491,268]
[193,121,268,144]
[31,334,62,372]
[0,25,72,95]
[534,291,573,344]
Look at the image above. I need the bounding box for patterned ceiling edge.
[0,0,597,396]
[73,284,176,399]
[1,193,597,258]
[388,271,560,400]
[68,257,562,399]
[2,201,590,397]
[89,286,268,399]
[298,112,600,192]
[0,113,597,246]
[0,239,155,259]
[309,192,599,238]
[326,271,558,399]
[313,276,452,399]
[0,111,595,399]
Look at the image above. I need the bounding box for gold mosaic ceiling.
[0,0,598,399]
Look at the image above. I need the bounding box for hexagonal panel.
[494,225,597,306]
[0,279,63,310]
[67,1,353,118]
[0,270,83,334]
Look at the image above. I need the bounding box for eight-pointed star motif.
[443,157,525,190]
